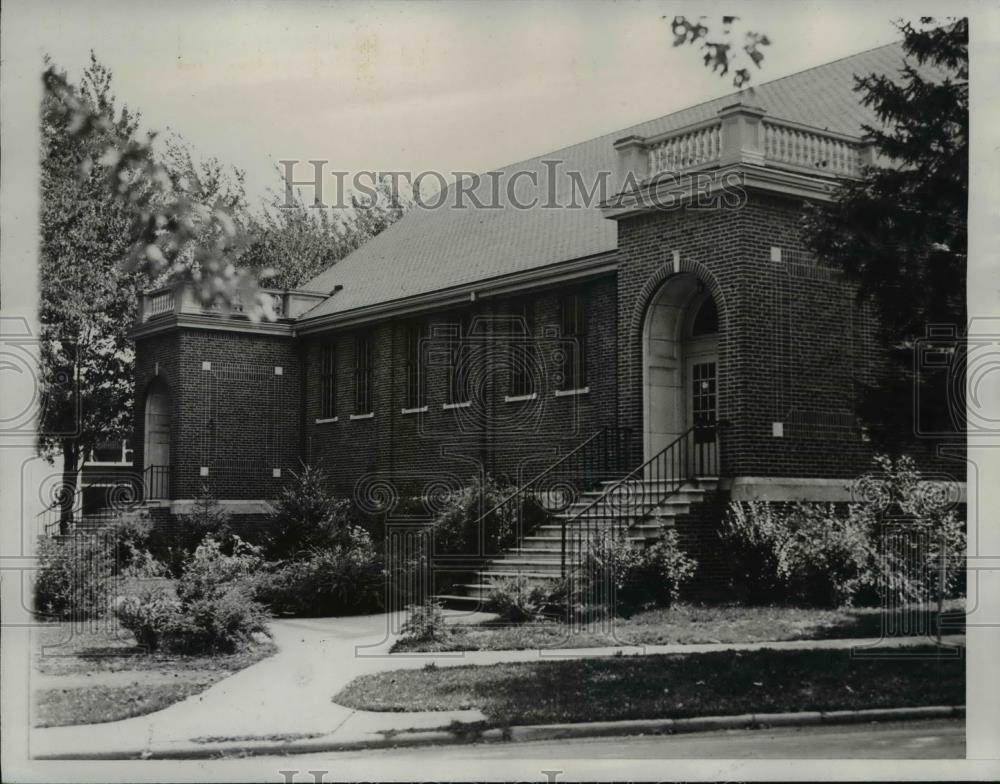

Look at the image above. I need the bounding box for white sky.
[9,0,941,208]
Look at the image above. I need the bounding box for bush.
[34,533,116,619]
[115,536,270,653]
[432,475,546,556]
[780,504,875,607]
[266,464,355,559]
[145,488,238,577]
[720,500,795,604]
[254,528,384,617]
[400,601,449,643]
[107,510,154,566]
[721,455,967,608]
[114,586,183,650]
[580,527,697,617]
[487,576,552,623]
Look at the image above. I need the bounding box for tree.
[241,174,409,290]
[39,54,149,532]
[40,57,261,533]
[42,62,263,318]
[803,18,968,451]
[669,15,771,87]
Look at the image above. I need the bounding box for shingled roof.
[298,40,924,324]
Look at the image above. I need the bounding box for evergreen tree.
[804,18,968,451]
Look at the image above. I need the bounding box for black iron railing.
[560,422,719,577]
[144,465,171,500]
[475,427,633,546]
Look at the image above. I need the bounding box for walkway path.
[29,611,965,760]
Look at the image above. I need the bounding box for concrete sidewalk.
[29,612,965,760]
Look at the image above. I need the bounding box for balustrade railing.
[636,106,869,182]
[762,119,864,178]
[647,120,722,175]
[140,286,317,323]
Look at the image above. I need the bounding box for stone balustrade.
[615,101,873,191]
[139,284,328,323]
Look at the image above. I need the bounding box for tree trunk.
[59,439,79,536]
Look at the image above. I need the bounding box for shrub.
[114,586,183,650]
[721,455,967,608]
[580,527,697,617]
[400,601,449,643]
[116,536,270,653]
[266,464,355,559]
[720,500,793,604]
[780,504,875,607]
[175,536,262,605]
[487,576,551,623]
[254,528,384,617]
[34,533,116,619]
[432,475,544,556]
[107,510,154,567]
[145,488,237,576]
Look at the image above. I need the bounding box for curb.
[33,705,965,760]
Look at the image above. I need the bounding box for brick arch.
[626,257,729,350]
[621,256,732,468]
[136,374,176,499]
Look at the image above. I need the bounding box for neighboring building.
[130,42,963,590]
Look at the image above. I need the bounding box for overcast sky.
[7,1,961,207]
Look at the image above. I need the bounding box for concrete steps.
[433,476,718,608]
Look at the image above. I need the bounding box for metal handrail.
[144,465,171,500]
[471,426,633,554]
[560,422,719,576]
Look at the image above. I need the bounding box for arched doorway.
[642,273,719,470]
[142,380,171,499]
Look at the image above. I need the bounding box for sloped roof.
[299,40,925,323]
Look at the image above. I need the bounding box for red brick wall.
[135,328,301,500]
[616,190,883,480]
[134,189,959,507]
[302,276,620,500]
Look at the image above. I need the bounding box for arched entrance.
[142,380,171,499]
[642,273,719,469]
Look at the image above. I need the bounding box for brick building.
[131,42,963,578]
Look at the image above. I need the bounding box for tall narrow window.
[559,292,587,390]
[447,312,471,404]
[405,321,427,409]
[509,298,535,397]
[354,334,373,414]
[319,343,336,418]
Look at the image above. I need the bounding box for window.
[404,321,427,409]
[319,343,337,418]
[354,334,373,414]
[559,292,587,390]
[509,298,535,397]
[447,312,471,404]
[691,297,719,337]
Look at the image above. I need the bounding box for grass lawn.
[335,646,964,727]
[32,621,276,728]
[392,601,966,653]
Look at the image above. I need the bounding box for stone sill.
[315,416,339,424]
[349,412,375,421]
[442,401,472,410]
[401,406,429,415]
[504,392,538,403]
[554,386,590,397]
